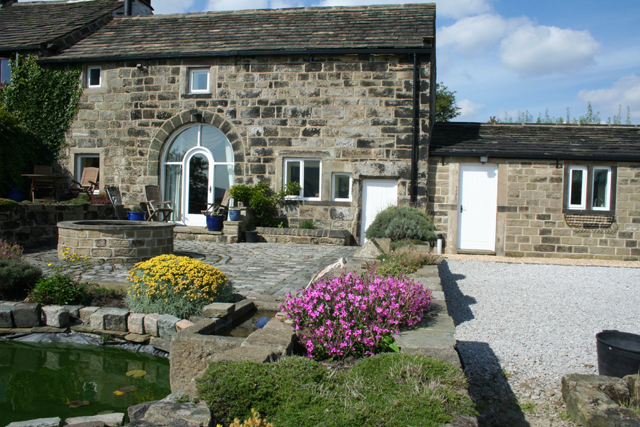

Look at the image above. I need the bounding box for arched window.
[162,124,234,226]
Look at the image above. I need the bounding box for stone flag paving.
[24,242,359,298]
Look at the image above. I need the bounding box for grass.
[375,246,442,278]
[197,353,475,427]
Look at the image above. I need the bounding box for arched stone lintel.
[146,111,244,178]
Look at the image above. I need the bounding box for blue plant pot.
[206,214,225,231]
[127,211,146,221]
[7,189,26,202]
[228,209,241,221]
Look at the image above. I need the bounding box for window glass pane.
[202,126,233,163]
[188,154,209,214]
[164,164,182,220]
[286,161,301,186]
[570,169,584,206]
[303,160,320,198]
[592,169,609,208]
[191,70,209,92]
[214,164,233,205]
[0,59,10,84]
[88,68,100,86]
[167,126,198,162]
[335,175,350,199]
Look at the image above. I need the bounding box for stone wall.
[428,157,640,261]
[61,53,432,240]
[0,204,116,249]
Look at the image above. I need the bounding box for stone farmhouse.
[429,122,640,261]
[33,2,436,243]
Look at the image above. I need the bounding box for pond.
[0,341,170,425]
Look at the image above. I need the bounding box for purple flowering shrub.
[0,240,23,262]
[281,271,431,360]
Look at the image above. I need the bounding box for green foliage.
[228,182,301,227]
[0,259,42,299]
[375,246,441,278]
[0,239,23,261]
[197,354,474,427]
[365,205,437,243]
[130,204,145,212]
[1,55,83,158]
[126,254,233,319]
[490,102,634,125]
[298,219,316,229]
[29,274,87,305]
[436,82,461,122]
[0,198,18,212]
[0,109,49,197]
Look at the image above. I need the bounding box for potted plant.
[205,207,225,232]
[127,204,146,221]
[228,208,242,221]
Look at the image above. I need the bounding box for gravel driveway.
[440,257,640,426]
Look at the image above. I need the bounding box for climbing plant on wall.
[0,55,83,159]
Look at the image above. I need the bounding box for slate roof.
[430,122,640,162]
[0,0,124,53]
[47,3,435,62]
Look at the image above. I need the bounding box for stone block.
[626,374,640,406]
[42,306,70,328]
[0,305,14,328]
[79,306,100,323]
[176,319,194,331]
[125,333,150,344]
[242,319,296,354]
[138,393,212,427]
[144,313,160,337]
[128,400,157,425]
[562,374,630,404]
[65,422,105,427]
[202,302,235,318]
[62,305,84,320]
[127,312,145,334]
[211,345,283,363]
[6,417,62,427]
[157,314,181,340]
[12,303,41,328]
[64,413,124,427]
[90,308,129,332]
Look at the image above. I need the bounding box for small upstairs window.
[564,165,616,214]
[190,69,210,93]
[87,66,101,88]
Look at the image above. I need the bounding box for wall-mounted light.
[479,156,488,164]
[190,109,202,122]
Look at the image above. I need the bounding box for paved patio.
[24,242,359,298]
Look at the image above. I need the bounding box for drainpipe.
[410,52,420,205]
[124,0,132,16]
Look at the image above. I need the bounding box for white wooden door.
[457,164,498,251]
[361,179,398,245]
[182,148,214,227]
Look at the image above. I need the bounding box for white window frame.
[87,66,101,88]
[332,173,352,202]
[567,166,588,210]
[189,69,210,93]
[0,58,10,84]
[591,166,612,211]
[284,158,322,201]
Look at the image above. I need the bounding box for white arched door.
[161,124,234,226]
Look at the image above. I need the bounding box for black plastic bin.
[596,330,640,378]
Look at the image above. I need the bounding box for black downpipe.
[124,0,132,16]
[410,53,420,205]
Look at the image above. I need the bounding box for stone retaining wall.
[0,204,116,249]
[256,226,353,245]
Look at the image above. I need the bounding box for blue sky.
[43,0,640,123]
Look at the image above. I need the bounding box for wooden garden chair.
[31,165,56,201]
[105,185,123,219]
[202,189,230,216]
[144,185,173,221]
[69,167,99,200]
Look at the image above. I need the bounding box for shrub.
[375,247,442,278]
[298,219,316,229]
[0,240,23,261]
[225,409,274,427]
[126,254,233,318]
[365,206,437,243]
[281,271,431,360]
[0,198,18,212]
[228,182,301,227]
[197,354,474,427]
[0,259,42,298]
[29,274,87,305]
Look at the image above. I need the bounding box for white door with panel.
[457,164,498,251]
[361,179,398,245]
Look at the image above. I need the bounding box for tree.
[0,55,83,159]
[435,83,461,122]
[489,102,632,125]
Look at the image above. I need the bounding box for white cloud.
[578,74,640,120]
[456,99,484,121]
[438,14,508,54]
[500,23,600,77]
[312,0,490,19]
[206,0,268,11]
[143,0,195,14]
[271,0,304,8]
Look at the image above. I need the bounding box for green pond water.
[0,341,170,426]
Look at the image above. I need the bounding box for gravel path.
[440,258,640,426]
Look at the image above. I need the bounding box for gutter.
[37,47,433,64]
[429,150,640,163]
[410,53,419,204]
